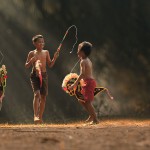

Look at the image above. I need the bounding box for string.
[70,59,80,73]
[57,25,78,53]
[55,25,79,73]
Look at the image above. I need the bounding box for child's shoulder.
[81,58,92,66]
[28,50,35,55]
[80,59,87,66]
[42,50,48,53]
[81,58,90,63]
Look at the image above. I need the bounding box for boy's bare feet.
[39,119,43,124]
[34,116,40,124]
[89,120,99,125]
[85,116,92,122]
[82,120,99,127]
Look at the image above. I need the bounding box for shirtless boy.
[25,35,59,123]
[69,41,99,124]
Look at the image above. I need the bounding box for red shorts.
[81,78,96,101]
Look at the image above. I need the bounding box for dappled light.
[0,0,150,124]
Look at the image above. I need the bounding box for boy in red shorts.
[69,41,99,124]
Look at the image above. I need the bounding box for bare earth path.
[0,119,149,150]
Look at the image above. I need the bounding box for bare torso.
[81,58,94,79]
[32,50,48,72]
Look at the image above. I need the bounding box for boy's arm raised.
[47,50,59,68]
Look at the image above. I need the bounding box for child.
[0,65,7,110]
[25,35,59,123]
[69,41,99,124]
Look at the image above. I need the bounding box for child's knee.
[41,95,46,101]
[34,91,41,99]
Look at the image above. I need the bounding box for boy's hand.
[31,56,38,63]
[69,84,76,91]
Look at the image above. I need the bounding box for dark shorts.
[30,71,48,96]
[81,78,96,101]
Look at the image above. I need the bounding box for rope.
[57,25,78,53]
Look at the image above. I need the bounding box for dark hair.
[80,41,92,56]
[32,35,43,43]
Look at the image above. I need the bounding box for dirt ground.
[0,119,149,150]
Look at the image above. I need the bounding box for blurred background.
[0,0,149,123]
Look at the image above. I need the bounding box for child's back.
[81,57,94,80]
